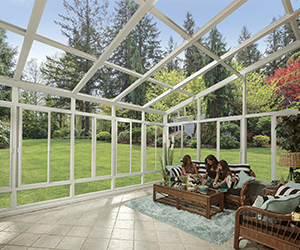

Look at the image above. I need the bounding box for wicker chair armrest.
[239,179,255,196]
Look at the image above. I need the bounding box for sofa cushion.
[260,193,300,214]
[275,185,300,211]
[228,164,251,176]
[234,170,255,189]
[285,181,300,189]
[166,164,181,177]
[170,165,182,178]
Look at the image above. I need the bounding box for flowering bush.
[0,120,10,147]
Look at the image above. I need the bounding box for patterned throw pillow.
[171,166,182,178]
[275,185,300,211]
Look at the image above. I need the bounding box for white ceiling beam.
[161,8,300,112]
[167,40,300,115]
[103,61,194,97]
[0,76,166,116]
[281,0,300,40]
[0,20,189,96]
[13,0,47,80]
[114,0,247,102]
[144,59,219,108]
[72,0,158,94]
[241,40,300,74]
[138,0,242,77]
[220,8,300,60]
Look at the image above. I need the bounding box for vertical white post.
[216,121,220,160]
[181,125,183,159]
[197,99,201,161]
[141,111,146,184]
[47,111,51,183]
[10,87,18,209]
[111,105,116,190]
[271,115,277,181]
[91,117,96,178]
[130,122,132,173]
[163,115,168,167]
[70,98,75,198]
[240,74,247,164]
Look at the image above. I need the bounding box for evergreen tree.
[183,12,204,76]
[264,17,285,76]
[0,28,18,119]
[164,36,182,71]
[203,27,231,118]
[42,0,109,135]
[108,0,163,112]
[236,26,262,67]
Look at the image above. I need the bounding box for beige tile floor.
[0,186,262,250]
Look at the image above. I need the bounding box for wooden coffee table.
[153,184,224,219]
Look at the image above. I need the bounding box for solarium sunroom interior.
[0,0,300,216]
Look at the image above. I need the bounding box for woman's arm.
[193,163,201,177]
[181,164,188,176]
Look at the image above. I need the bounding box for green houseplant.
[276,114,300,182]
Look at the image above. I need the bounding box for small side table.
[262,186,278,196]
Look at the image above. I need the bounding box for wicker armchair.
[234,206,300,250]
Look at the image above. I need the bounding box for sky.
[0,0,299,65]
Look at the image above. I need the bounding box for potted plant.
[276,114,300,183]
[159,135,175,183]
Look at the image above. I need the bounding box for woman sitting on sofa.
[202,154,219,187]
[181,154,202,178]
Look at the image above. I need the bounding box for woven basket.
[279,152,300,168]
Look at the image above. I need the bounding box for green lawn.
[0,139,289,208]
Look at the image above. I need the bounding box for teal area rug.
[124,195,235,245]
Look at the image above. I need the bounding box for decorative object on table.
[124,195,235,245]
[276,114,300,183]
[198,185,208,194]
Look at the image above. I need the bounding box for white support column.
[47,111,51,183]
[181,125,183,159]
[10,86,18,209]
[216,121,220,160]
[155,125,157,170]
[271,115,277,181]
[91,117,96,178]
[141,111,146,184]
[240,74,247,164]
[197,99,201,161]
[130,122,132,173]
[163,115,168,167]
[70,98,75,198]
[111,105,117,190]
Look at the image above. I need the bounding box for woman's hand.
[213,182,218,188]
[231,177,236,182]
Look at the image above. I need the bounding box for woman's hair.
[219,159,231,179]
[205,154,218,171]
[182,154,191,168]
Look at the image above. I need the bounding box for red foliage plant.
[265,57,300,109]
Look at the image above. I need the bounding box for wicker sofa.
[168,161,255,207]
[234,206,300,250]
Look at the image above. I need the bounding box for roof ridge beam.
[13,0,47,80]
[114,0,247,102]
[72,0,157,94]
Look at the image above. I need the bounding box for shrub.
[190,140,197,148]
[132,127,141,143]
[53,130,61,138]
[220,134,240,149]
[97,131,111,141]
[220,122,240,137]
[253,135,270,147]
[118,131,130,143]
[0,120,10,146]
